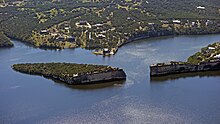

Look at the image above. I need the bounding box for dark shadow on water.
[122,35,175,47]
[12,65,126,90]
[24,73,126,90]
[0,46,14,51]
[11,39,77,51]
[53,79,126,90]
[150,70,220,83]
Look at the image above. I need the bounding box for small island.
[0,32,13,48]
[12,63,126,85]
[150,42,220,76]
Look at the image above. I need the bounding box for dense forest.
[1,0,220,51]
[12,63,119,79]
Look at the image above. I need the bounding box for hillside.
[1,0,220,53]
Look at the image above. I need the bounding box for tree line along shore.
[1,0,220,55]
[12,63,126,85]
[0,32,13,48]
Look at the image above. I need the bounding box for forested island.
[0,32,13,47]
[12,63,126,85]
[150,42,220,76]
[1,0,220,55]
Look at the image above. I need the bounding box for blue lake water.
[0,35,220,123]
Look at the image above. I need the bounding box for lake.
[1,35,220,124]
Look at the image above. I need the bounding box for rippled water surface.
[1,35,220,124]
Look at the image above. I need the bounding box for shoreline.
[12,63,126,85]
[7,32,220,57]
[150,41,220,76]
[8,31,220,56]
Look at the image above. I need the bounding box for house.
[55,36,65,42]
[40,29,48,35]
[98,34,106,39]
[148,23,155,25]
[206,20,213,26]
[94,23,104,27]
[76,21,91,28]
[160,20,169,24]
[197,6,205,10]
[173,20,181,24]
[161,21,170,28]
[64,27,70,30]
[110,48,117,55]
[89,32,92,40]
[214,54,220,59]
[66,36,75,42]
[103,48,110,55]
[95,33,106,39]
[50,32,59,37]
[79,21,87,25]
[72,73,78,77]
[205,46,215,54]
[127,17,132,20]
[208,47,215,50]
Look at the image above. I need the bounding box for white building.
[173,20,181,24]
[197,6,205,10]
[208,47,215,50]
[214,54,220,59]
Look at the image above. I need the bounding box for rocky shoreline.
[12,63,126,85]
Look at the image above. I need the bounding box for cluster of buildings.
[39,22,76,43]
[159,19,215,29]
[93,47,118,56]
[207,42,220,61]
[75,21,92,29]
[196,42,220,63]
[75,20,114,40]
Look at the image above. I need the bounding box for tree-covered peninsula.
[0,32,13,47]
[187,42,220,64]
[1,0,220,55]
[12,63,126,84]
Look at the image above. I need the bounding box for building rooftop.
[197,6,205,9]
